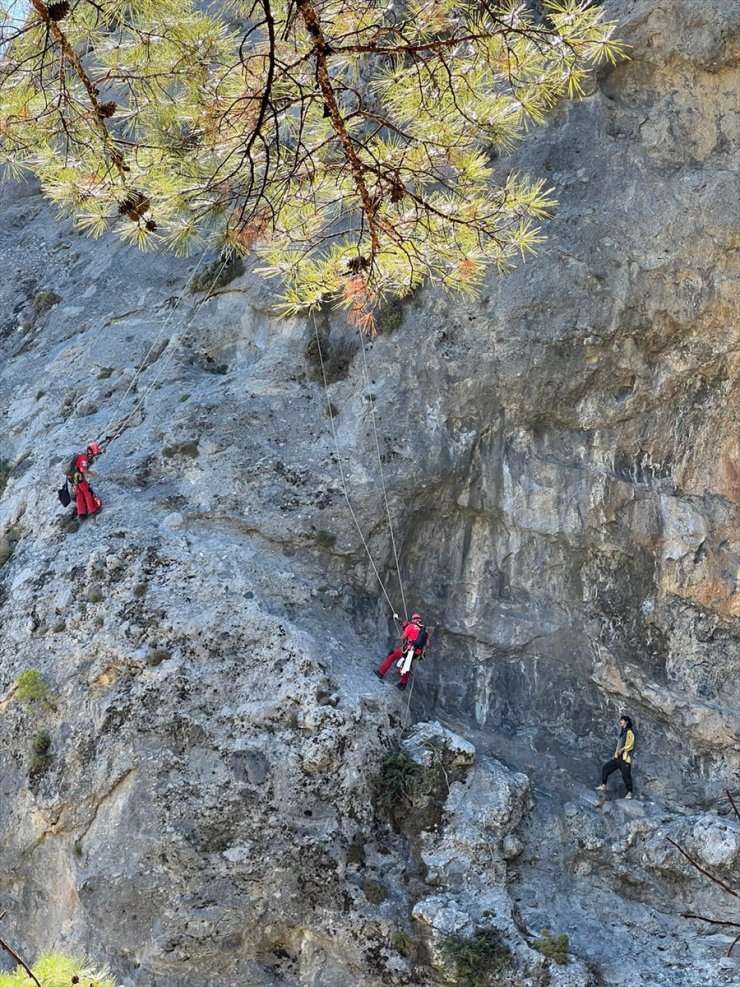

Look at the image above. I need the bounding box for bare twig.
[667,837,740,900]
[0,911,43,987]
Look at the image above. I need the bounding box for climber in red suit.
[69,443,103,517]
[374,613,430,690]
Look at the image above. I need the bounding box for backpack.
[57,453,79,507]
[412,626,428,651]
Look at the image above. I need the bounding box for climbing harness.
[98,249,229,449]
[312,313,404,628]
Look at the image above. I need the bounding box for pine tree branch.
[28,0,127,177]
[294,0,382,257]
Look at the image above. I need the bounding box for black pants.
[602,757,633,793]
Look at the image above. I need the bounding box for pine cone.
[117,190,150,220]
[390,182,406,203]
[347,255,370,274]
[47,1,71,21]
[98,101,117,119]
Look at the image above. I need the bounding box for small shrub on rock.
[29,731,52,779]
[132,582,148,598]
[190,254,244,293]
[15,668,50,708]
[439,929,512,987]
[375,749,419,812]
[305,330,358,384]
[32,288,61,315]
[162,440,199,459]
[533,929,569,965]
[97,366,114,379]
[314,529,336,550]
[346,837,365,867]
[146,648,171,666]
[0,460,9,497]
[391,930,412,956]
[376,297,406,334]
[362,878,388,905]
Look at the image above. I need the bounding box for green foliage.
[179,393,191,403]
[0,0,624,321]
[15,669,50,708]
[29,731,52,778]
[32,289,61,316]
[0,459,10,498]
[305,331,358,384]
[132,582,148,598]
[439,929,512,987]
[146,648,171,666]
[0,524,21,567]
[314,529,337,550]
[346,836,365,867]
[0,951,120,987]
[533,929,569,965]
[391,930,412,956]
[376,749,420,811]
[203,360,229,375]
[97,367,114,379]
[162,440,199,459]
[362,877,388,905]
[190,254,244,293]
[376,297,406,335]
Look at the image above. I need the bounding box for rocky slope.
[0,1,738,986]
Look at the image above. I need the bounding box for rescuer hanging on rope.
[67,442,103,518]
[374,613,430,691]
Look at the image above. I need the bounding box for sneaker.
[624,792,633,799]
[596,784,607,792]
[374,670,384,681]
[396,681,407,691]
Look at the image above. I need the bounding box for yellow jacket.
[615,728,635,764]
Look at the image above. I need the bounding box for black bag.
[58,482,71,507]
[413,626,428,651]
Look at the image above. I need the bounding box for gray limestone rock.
[0,1,738,985]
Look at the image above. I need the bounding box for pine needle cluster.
[0,1,624,323]
[0,950,120,987]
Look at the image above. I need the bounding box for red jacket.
[402,622,429,652]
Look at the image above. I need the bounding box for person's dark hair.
[620,715,633,729]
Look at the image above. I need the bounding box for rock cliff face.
[0,2,738,986]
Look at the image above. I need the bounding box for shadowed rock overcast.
[0,1,738,986]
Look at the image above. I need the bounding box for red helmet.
[411,612,422,623]
[87,442,100,456]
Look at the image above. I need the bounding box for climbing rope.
[312,314,402,627]
[355,323,409,620]
[99,251,228,449]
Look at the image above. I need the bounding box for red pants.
[75,479,101,517]
[377,648,414,684]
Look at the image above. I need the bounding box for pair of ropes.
[87,250,412,699]
[90,246,407,632]
[97,246,229,450]
[311,313,409,630]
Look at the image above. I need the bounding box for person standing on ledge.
[597,715,635,799]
